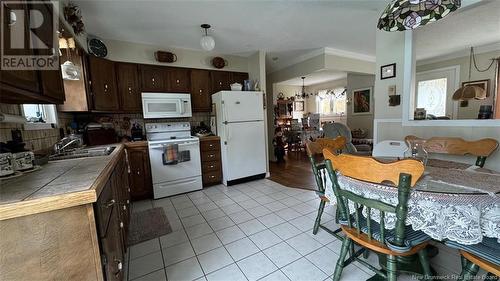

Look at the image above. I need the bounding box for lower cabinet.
[200,137,222,186]
[95,149,131,280]
[126,143,154,201]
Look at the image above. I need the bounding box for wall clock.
[88,38,108,58]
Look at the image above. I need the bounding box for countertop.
[0,144,125,221]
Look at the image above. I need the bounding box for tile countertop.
[0,144,125,221]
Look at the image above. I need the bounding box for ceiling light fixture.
[377,0,461,31]
[452,47,499,101]
[200,24,215,51]
[295,77,314,99]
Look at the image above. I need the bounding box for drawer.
[95,181,116,237]
[201,150,220,162]
[203,171,221,184]
[202,161,220,172]
[200,140,220,152]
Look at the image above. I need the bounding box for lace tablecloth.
[324,161,500,245]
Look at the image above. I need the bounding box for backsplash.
[1,103,211,152]
[0,104,60,152]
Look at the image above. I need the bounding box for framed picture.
[352,87,373,115]
[462,79,490,96]
[294,101,304,111]
[381,63,396,80]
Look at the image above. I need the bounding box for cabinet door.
[128,147,153,200]
[168,67,190,92]
[232,72,249,86]
[101,207,124,281]
[0,2,40,95]
[40,66,65,103]
[211,71,232,93]
[191,69,212,112]
[140,65,168,92]
[116,63,141,112]
[89,56,119,111]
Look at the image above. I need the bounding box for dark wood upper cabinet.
[232,72,249,86]
[88,56,119,111]
[39,55,65,102]
[140,65,169,92]
[190,69,212,112]
[211,71,232,93]
[0,2,40,101]
[168,67,190,92]
[116,62,141,112]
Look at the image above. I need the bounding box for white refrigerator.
[212,91,267,186]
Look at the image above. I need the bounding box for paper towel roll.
[0,113,27,124]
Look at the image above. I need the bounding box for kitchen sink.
[49,146,116,161]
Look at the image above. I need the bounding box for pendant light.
[452,47,498,101]
[378,0,461,32]
[60,37,81,80]
[295,77,313,99]
[200,24,215,51]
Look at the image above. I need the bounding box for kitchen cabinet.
[126,144,153,200]
[168,67,190,93]
[200,137,222,186]
[140,65,169,92]
[190,69,212,112]
[58,48,90,112]
[211,71,232,93]
[0,2,66,104]
[116,62,141,112]
[231,72,249,86]
[88,56,120,111]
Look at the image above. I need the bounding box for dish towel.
[163,144,178,165]
[162,144,191,165]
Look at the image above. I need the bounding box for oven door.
[142,93,192,118]
[148,140,201,184]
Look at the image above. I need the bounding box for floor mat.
[128,207,172,246]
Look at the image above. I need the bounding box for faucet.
[53,135,82,154]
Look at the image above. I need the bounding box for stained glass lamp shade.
[378,0,461,31]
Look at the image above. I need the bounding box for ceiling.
[415,0,500,61]
[75,0,388,73]
[75,0,494,73]
[277,69,347,86]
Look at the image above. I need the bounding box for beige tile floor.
[124,179,474,281]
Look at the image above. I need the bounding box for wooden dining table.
[323,158,500,276]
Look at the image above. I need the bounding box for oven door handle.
[149,142,197,149]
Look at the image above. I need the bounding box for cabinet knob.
[128,86,132,94]
[219,81,222,85]
[123,205,127,211]
[137,170,140,175]
[104,199,115,208]
[199,89,203,94]
[209,144,213,147]
[209,165,214,168]
[120,221,124,228]
[126,199,130,204]
[104,84,108,93]
[210,175,215,179]
[176,79,180,84]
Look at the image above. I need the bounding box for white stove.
[145,122,202,199]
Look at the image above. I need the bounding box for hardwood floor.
[268,151,317,191]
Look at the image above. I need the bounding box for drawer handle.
[104,199,115,208]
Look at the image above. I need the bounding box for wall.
[373,30,500,171]
[346,74,375,137]
[104,39,249,72]
[416,49,500,119]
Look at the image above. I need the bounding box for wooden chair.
[445,238,500,280]
[305,136,346,236]
[323,150,433,281]
[404,136,499,167]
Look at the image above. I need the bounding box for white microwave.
[142,93,192,119]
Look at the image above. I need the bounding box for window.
[316,88,346,116]
[416,78,447,117]
[21,104,58,129]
